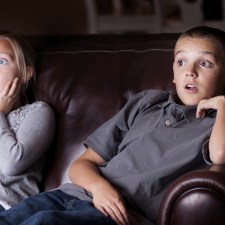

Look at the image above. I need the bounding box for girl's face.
[0,38,20,91]
[173,36,225,105]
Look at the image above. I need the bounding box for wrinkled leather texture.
[30,34,178,190]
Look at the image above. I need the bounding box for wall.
[0,0,87,35]
[0,1,224,35]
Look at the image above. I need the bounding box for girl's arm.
[0,101,55,175]
[196,96,225,164]
[69,147,129,225]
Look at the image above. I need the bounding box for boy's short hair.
[179,26,225,58]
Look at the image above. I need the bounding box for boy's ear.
[173,78,176,83]
[22,66,33,83]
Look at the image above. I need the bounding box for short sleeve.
[202,139,213,165]
[84,89,169,162]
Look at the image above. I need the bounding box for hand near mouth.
[196,96,225,118]
[0,77,20,115]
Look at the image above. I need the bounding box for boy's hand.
[91,181,129,225]
[196,96,225,118]
[0,77,20,114]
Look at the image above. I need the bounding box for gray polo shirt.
[60,89,215,225]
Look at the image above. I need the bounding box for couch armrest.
[157,165,225,225]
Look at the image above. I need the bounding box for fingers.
[4,77,20,97]
[95,201,129,225]
[8,77,20,97]
[196,99,208,118]
[95,205,108,217]
[106,203,129,225]
[91,181,129,225]
[196,105,205,118]
[0,78,20,114]
[196,96,225,118]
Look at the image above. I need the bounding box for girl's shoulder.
[27,101,53,112]
[24,101,55,119]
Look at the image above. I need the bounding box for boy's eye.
[0,58,8,65]
[201,61,212,67]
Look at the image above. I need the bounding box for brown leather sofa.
[27,33,225,225]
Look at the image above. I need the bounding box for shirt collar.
[158,93,198,123]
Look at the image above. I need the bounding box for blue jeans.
[0,205,5,212]
[0,190,116,225]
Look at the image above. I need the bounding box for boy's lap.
[0,190,116,225]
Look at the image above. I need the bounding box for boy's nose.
[186,72,198,78]
[186,64,198,78]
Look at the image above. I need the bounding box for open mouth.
[185,84,198,92]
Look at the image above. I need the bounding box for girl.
[0,32,55,211]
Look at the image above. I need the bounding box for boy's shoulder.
[132,89,170,106]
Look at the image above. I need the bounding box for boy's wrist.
[216,96,225,109]
[90,179,110,194]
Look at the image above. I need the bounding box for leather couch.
[27,33,225,225]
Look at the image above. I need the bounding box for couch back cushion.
[35,34,179,190]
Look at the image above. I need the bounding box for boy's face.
[173,36,225,105]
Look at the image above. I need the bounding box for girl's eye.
[177,60,185,66]
[201,61,212,67]
[0,58,8,65]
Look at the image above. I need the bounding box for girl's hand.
[196,96,225,118]
[92,181,129,225]
[0,77,20,114]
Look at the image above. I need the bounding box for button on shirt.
[165,120,171,126]
[61,89,216,225]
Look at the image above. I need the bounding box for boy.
[0,26,225,225]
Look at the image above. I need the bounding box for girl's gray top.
[0,101,55,209]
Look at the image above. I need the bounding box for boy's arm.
[69,147,129,225]
[196,96,225,164]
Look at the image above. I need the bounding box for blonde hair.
[0,31,36,103]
